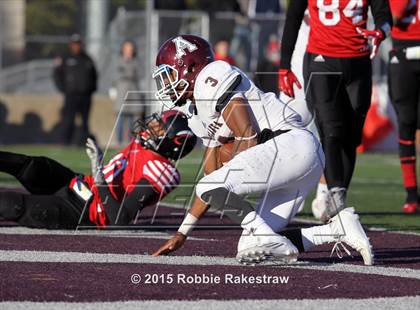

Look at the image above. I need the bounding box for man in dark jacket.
[53,34,97,145]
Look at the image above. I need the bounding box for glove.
[278,69,302,98]
[356,27,385,60]
[86,138,104,183]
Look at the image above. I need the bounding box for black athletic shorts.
[303,52,372,146]
[388,48,420,133]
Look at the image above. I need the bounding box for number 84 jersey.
[307,0,370,57]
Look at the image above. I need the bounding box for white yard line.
[0,227,214,241]
[1,250,420,280]
[1,297,420,310]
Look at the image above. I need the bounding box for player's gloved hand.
[278,69,302,98]
[356,27,385,60]
[152,232,186,256]
[86,138,104,183]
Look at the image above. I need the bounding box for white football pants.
[196,128,325,232]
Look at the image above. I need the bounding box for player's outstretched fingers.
[152,232,186,256]
[152,243,171,256]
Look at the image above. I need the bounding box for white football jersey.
[181,60,303,148]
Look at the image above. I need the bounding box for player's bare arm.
[152,146,219,256]
[202,146,220,174]
[222,97,257,154]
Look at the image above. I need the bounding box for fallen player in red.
[0,111,196,229]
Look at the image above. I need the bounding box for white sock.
[241,211,276,235]
[316,182,328,198]
[301,224,335,251]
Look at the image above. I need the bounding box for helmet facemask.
[132,112,196,160]
[132,113,166,151]
[153,64,189,109]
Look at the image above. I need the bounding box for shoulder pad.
[194,61,242,113]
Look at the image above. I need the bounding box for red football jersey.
[390,0,420,40]
[71,138,181,227]
[307,0,370,57]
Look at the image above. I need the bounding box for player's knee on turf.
[199,187,254,223]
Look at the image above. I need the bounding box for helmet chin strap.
[175,96,187,107]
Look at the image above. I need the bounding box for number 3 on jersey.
[205,76,218,87]
[317,0,364,26]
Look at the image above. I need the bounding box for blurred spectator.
[230,0,254,72]
[214,40,235,65]
[254,0,282,66]
[53,34,97,145]
[255,35,281,95]
[230,0,282,72]
[111,40,142,145]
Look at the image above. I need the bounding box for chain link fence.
[0,8,390,94]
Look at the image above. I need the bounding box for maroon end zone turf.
[1,201,420,301]
[1,262,420,302]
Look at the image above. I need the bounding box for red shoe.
[403,203,417,214]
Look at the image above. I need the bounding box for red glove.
[278,69,302,98]
[356,27,385,60]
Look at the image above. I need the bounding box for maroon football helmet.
[153,35,214,108]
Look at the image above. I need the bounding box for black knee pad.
[320,121,346,142]
[0,192,25,220]
[23,203,61,229]
[201,188,254,223]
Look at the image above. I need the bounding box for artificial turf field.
[2,145,420,309]
[0,145,418,232]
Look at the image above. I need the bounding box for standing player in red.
[0,111,196,229]
[388,0,420,213]
[280,0,392,220]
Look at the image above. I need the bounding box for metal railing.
[0,59,55,93]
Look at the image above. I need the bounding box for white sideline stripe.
[0,227,213,241]
[1,297,420,310]
[392,230,420,237]
[1,250,420,280]
[352,177,401,185]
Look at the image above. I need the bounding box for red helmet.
[133,110,197,160]
[153,35,214,108]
